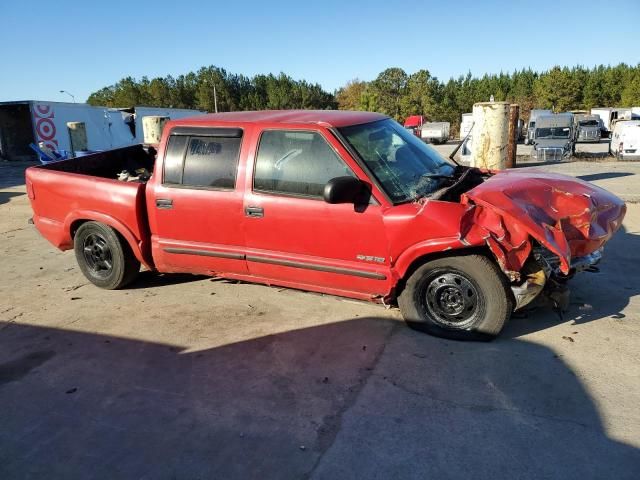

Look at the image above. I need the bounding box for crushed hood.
[459,170,626,278]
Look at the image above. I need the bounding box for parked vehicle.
[403,115,424,137]
[26,111,625,341]
[420,122,450,144]
[524,109,553,145]
[610,120,640,160]
[590,107,633,138]
[531,113,575,161]
[575,114,602,143]
[460,113,473,140]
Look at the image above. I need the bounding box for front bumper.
[531,147,570,162]
[511,248,603,310]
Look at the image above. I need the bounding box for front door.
[148,126,248,275]
[242,128,392,297]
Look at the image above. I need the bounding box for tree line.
[87,66,335,112]
[88,64,640,132]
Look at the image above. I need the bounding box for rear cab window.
[163,128,243,189]
[253,130,353,198]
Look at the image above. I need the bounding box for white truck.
[590,107,637,138]
[575,114,602,143]
[531,113,576,161]
[420,122,450,144]
[524,109,553,145]
[610,120,640,160]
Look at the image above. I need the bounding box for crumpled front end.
[459,170,626,308]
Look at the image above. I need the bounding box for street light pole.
[59,90,76,103]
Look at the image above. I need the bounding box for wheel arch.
[393,245,497,299]
[66,212,153,270]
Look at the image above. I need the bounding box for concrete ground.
[1,158,640,479]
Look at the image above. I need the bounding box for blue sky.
[1,0,639,103]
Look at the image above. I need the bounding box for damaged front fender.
[459,170,626,281]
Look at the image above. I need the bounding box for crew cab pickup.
[26,111,626,340]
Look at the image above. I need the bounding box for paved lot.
[1,159,640,479]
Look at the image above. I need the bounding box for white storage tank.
[142,116,169,144]
[470,102,510,170]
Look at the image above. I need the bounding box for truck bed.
[25,145,154,266]
[41,145,155,179]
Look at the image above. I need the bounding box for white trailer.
[591,107,633,138]
[0,101,205,161]
[460,113,473,140]
[420,122,450,144]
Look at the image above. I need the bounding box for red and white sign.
[32,104,59,150]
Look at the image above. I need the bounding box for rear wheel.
[74,221,140,289]
[398,254,513,341]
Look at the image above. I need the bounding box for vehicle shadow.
[0,317,638,479]
[576,172,634,182]
[0,191,24,205]
[503,225,639,337]
[0,161,36,189]
[126,270,207,290]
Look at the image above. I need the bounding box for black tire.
[398,254,513,341]
[74,221,140,289]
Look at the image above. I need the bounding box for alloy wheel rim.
[82,233,113,277]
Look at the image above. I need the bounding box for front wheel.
[74,221,140,289]
[398,254,513,341]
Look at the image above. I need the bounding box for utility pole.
[213,84,218,113]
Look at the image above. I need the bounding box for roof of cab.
[172,110,388,128]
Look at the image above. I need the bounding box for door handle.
[156,198,173,209]
[245,206,264,218]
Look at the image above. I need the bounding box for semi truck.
[531,113,576,161]
[575,114,602,143]
[524,109,553,145]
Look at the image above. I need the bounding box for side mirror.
[323,176,365,204]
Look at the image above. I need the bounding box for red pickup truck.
[26,110,626,340]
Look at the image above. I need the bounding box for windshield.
[338,119,455,203]
[536,127,571,139]
[579,120,599,127]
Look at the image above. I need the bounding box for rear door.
[242,127,392,297]
[148,126,249,275]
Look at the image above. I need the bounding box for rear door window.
[182,136,241,188]
[253,130,353,197]
[162,130,242,189]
